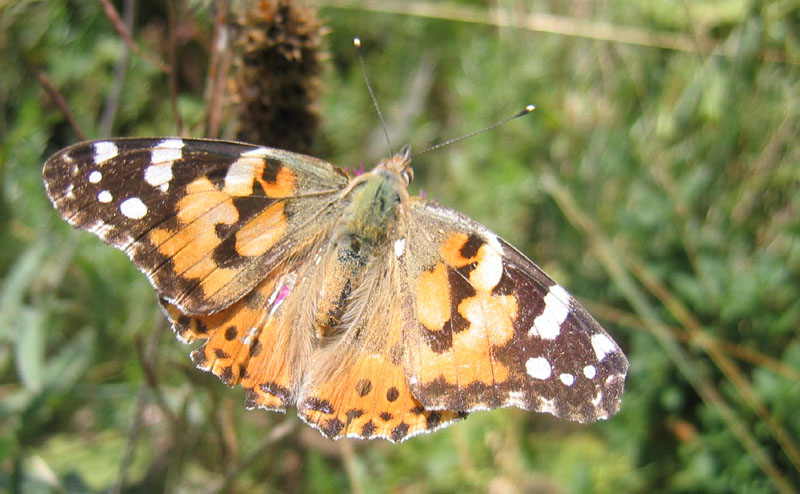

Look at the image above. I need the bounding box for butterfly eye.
[402,168,414,185]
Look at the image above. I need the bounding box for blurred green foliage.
[1,1,799,493]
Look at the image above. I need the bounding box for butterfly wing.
[401,198,628,423]
[43,138,349,314]
[160,259,316,412]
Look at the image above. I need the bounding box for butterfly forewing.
[401,198,628,422]
[43,138,348,314]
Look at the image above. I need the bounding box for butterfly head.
[376,144,413,186]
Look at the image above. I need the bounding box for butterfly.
[42,135,628,442]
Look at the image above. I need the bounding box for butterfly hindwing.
[160,262,312,412]
[43,138,348,314]
[402,198,628,422]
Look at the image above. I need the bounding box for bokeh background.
[2,1,799,493]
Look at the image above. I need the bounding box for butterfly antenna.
[411,104,535,160]
[354,38,393,156]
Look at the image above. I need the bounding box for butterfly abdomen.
[313,235,365,338]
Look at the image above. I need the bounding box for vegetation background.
[2,0,799,493]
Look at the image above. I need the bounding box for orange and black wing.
[43,138,349,315]
[401,198,628,423]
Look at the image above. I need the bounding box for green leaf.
[41,329,94,391]
[0,241,48,341]
[14,308,45,392]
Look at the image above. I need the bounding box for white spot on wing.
[591,333,615,361]
[525,357,551,380]
[151,139,184,164]
[224,157,259,194]
[469,237,503,291]
[506,390,525,407]
[538,397,557,415]
[88,170,102,183]
[583,364,597,379]
[528,284,570,340]
[160,138,185,148]
[93,141,118,165]
[119,197,147,219]
[394,238,406,258]
[485,233,502,252]
[90,222,113,237]
[144,163,174,191]
[97,190,113,203]
[559,373,575,386]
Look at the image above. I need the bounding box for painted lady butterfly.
[43,133,628,442]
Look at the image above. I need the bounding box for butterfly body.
[43,137,628,442]
[311,148,410,337]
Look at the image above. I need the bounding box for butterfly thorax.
[313,152,411,338]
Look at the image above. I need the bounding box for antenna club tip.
[525,104,536,112]
[354,38,361,47]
